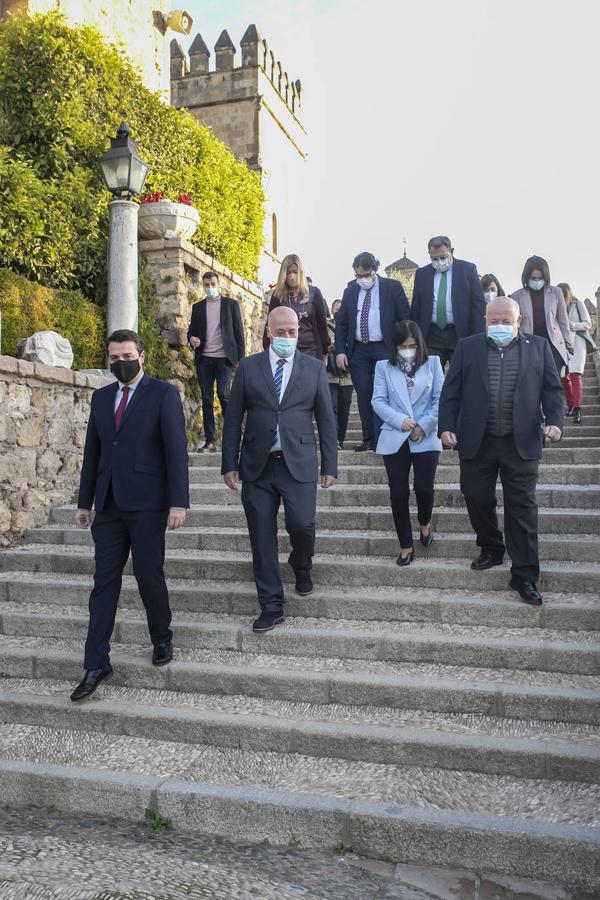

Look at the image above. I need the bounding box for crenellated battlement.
[170,24,302,120]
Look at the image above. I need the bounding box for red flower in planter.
[178,194,192,205]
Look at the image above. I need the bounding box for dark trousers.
[329,383,353,443]
[241,457,317,614]
[383,442,440,549]
[84,493,171,670]
[459,434,540,582]
[426,324,457,368]
[349,340,388,442]
[196,356,232,443]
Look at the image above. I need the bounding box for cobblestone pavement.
[0,807,585,900]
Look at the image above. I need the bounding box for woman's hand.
[401,418,416,432]
[410,425,425,443]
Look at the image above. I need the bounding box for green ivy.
[0,11,265,300]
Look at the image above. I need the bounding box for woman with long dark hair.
[511,255,573,374]
[481,273,505,304]
[372,321,444,566]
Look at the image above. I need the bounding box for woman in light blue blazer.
[372,321,444,566]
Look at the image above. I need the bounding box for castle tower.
[385,243,419,302]
[171,24,307,285]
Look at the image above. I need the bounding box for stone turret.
[215,29,236,71]
[189,33,210,75]
[170,39,187,79]
[240,24,261,67]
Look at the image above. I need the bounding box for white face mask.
[484,290,498,303]
[356,275,376,291]
[205,286,219,300]
[431,256,451,273]
[397,347,417,361]
[528,279,545,291]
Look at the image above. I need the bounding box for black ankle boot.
[565,406,574,417]
[573,407,582,424]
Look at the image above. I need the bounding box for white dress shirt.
[432,265,454,325]
[355,276,384,343]
[113,369,144,412]
[268,346,294,450]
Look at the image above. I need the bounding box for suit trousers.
[349,340,388,442]
[383,442,440,549]
[241,456,317,614]
[329,382,353,444]
[459,434,540,582]
[196,356,232,443]
[426,324,457,368]
[84,492,171,669]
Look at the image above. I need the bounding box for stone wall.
[0,355,111,547]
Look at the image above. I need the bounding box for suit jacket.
[78,374,190,512]
[411,258,486,340]
[511,285,573,366]
[438,333,565,461]
[187,295,245,366]
[334,275,410,357]
[372,357,444,455]
[221,350,338,483]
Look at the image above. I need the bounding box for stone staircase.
[0,359,599,894]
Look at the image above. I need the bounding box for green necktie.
[436,271,447,330]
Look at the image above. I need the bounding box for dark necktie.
[114,385,130,430]
[273,358,285,402]
[360,290,372,343]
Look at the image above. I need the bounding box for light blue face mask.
[272,337,297,358]
[528,279,545,291]
[488,324,515,346]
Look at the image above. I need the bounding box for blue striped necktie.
[273,358,285,402]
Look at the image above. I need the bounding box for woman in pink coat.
[511,255,573,375]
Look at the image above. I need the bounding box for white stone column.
[106,200,139,335]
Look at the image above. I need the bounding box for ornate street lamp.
[99,122,149,198]
[99,123,149,338]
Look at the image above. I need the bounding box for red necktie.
[114,385,130,431]
[360,290,371,343]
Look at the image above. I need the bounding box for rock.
[16,417,44,448]
[17,331,74,369]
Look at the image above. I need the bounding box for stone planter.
[138,200,200,241]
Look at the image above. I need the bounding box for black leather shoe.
[152,642,173,666]
[295,570,313,596]
[199,441,217,453]
[252,612,285,633]
[70,665,113,702]
[565,406,574,417]
[573,407,582,424]
[353,439,375,451]
[471,553,504,571]
[509,578,543,606]
[337,440,344,451]
[419,526,433,548]
[396,550,414,567]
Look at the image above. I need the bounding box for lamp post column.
[106,199,139,334]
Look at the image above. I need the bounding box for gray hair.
[486,297,520,320]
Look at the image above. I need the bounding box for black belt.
[269,450,284,460]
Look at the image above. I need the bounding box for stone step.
[186,482,600,508]
[341,425,600,441]
[50,503,600,537]
[3,546,600,594]
[3,573,598,632]
[2,677,598,783]
[0,600,598,675]
[0,724,598,888]
[0,636,599,725]
[556,436,600,447]
[24,525,600,564]
[186,463,600,485]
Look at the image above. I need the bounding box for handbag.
[575,300,598,353]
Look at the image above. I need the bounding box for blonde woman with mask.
[263,254,330,361]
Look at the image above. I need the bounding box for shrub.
[0,268,104,368]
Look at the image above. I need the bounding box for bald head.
[486,297,521,326]
[267,305,299,353]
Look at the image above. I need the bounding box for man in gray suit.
[222,306,338,632]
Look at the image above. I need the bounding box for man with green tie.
[410,235,486,367]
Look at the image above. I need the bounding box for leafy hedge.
[0,269,104,368]
[0,11,265,300]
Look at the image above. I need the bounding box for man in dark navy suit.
[411,235,486,367]
[335,251,410,451]
[71,330,189,701]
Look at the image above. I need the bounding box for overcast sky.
[184,0,598,303]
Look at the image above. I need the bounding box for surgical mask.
[110,358,141,384]
[484,291,498,303]
[205,286,219,300]
[272,337,297,358]
[356,275,376,291]
[397,348,417,361]
[487,324,516,346]
[528,279,545,291]
[431,256,451,273]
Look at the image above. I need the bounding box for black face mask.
[110,358,141,384]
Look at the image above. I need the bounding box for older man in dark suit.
[72,329,189,701]
[411,235,486,366]
[222,306,337,632]
[438,297,564,606]
[335,251,410,451]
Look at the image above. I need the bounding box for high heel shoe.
[419,526,433,548]
[396,549,414,567]
[573,407,582,424]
